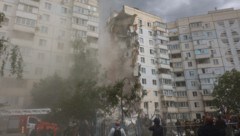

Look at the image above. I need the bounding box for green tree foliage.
[0,12,23,79]
[213,69,240,113]
[31,74,69,109]
[31,39,142,127]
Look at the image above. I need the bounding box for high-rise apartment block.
[167,8,240,120]
[122,6,173,118]
[0,0,99,108]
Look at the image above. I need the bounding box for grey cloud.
[114,0,240,21]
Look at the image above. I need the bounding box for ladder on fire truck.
[0,108,51,116]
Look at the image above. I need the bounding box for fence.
[96,118,239,136]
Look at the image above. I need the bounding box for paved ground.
[0,133,24,136]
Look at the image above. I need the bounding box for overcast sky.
[100,0,240,22]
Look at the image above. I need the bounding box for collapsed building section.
[107,11,142,114]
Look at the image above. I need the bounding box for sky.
[100,0,240,22]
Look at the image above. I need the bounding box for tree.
[31,74,69,109]
[0,12,23,78]
[213,69,240,113]
[31,39,142,135]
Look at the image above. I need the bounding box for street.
[0,133,24,136]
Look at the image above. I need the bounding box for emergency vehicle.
[0,108,58,136]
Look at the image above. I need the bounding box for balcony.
[202,95,214,101]
[159,54,169,59]
[13,24,35,33]
[87,31,99,38]
[175,86,186,91]
[178,107,190,113]
[72,24,88,31]
[157,63,171,70]
[72,12,88,20]
[159,73,172,79]
[161,95,177,101]
[161,84,174,90]
[195,53,211,59]
[155,34,168,41]
[19,0,40,7]
[174,76,185,81]
[16,11,37,20]
[205,106,217,112]
[162,107,178,113]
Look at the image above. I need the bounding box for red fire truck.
[0,108,58,136]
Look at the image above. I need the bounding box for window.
[140,57,145,63]
[147,22,151,27]
[72,29,87,38]
[154,102,159,109]
[186,52,191,57]
[61,7,68,14]
[203,89,210,95]
[144,102,148,109]
[188,62,192,67]
[207,32,212,37]
[177,91,187,97]
[151,69,156,75]
[152,80,157,85]
[15,17,36,27]
[56,55,63,63]
[73,6,89,15]
[29,117,38,124]
[141,67,146,73]
[149,40,153,45]
[150,49,154,54]
[177,102,189,107]
[149,31,153,36]
[139,38,144,43]
[3,4,12,12]
[193,91,197,96]
[191,81,196,87]
[76,0,89,4]
[45,2,52,10]
[72,17,87,26]
[40,26,48,33]
[37,53,45,60]
[88,25,97,32]
[151,59,155,64]
[194,102,200,107]
[213,59,219,65]
[160,49,167,54]
[138,19,143,25]
[58,30,65,38]
[35,67,43,75]
[160,78,172,85]
[185,44,189,49]
[18,4,38,13]
[57,42,64,50]
[140,47,144,53]
[142,78,147,84]
[174,62,182,68]
[154,91,158,96]
[189,71,194,76]
[60,18,67,25]
[39,39,47,46]
[42,14,50,21]
[139,28,143,34]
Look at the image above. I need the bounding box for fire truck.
[0,108,58,136]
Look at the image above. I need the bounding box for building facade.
[0,0,99,108]
[122,6,173,118]
[167,8,240,120]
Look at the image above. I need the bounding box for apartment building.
[0,0,99,108]
[167,8,240,120]
[119,6,173,118]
